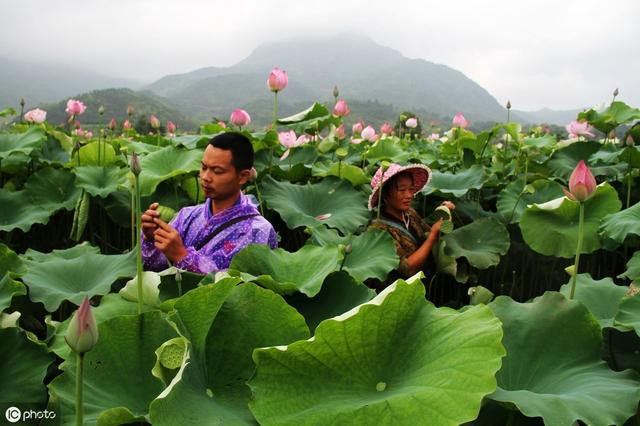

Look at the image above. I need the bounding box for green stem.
[273,91,278,128]
[523,154,529,187]
[135,174,143,314]
[130,189,135,249]
[569,202,585,299]
[75,352,84,426]
[338,159,342,179]
[254,180,265,217]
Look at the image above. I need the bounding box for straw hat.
[368,163,432,211]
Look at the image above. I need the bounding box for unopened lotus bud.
[149,115,160,129]
[333,85,339,98]
[20,98,25,108]
[613,88,619,97]
[506,100,511,110]
[98,105,105,116]
[626,135,634,147]
[108,118,117,131]
[249,167,258,181]
[65,296,98,353]
[130,152,141,176]
[127,105,134,116]
[156,205,176,222]
[344,243,352,254]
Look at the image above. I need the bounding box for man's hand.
[141,202,160,241]
[153,218,188,263]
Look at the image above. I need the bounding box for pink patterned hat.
[368,163,432,211]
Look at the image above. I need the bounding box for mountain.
[0,57,142,110]
[513,108,582,126]
[41,88,198,130]
[145,34,509,126]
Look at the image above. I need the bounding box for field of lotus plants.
[1,69,640,425]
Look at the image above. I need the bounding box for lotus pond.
[1,99,640,425]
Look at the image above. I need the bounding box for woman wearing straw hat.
[368,163,455,289]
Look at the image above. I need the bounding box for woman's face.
[384,174,415,212]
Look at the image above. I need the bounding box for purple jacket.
[142,193,277,274]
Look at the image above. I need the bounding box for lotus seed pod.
[157,205,176,222]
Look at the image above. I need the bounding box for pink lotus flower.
[333,100,350,117]
[335,124,346,139]
[123,119,132,130]
[563,160,597,202]
[217,121,227,128]
[65,296,99,353]
[149,115,160,129]
[565,120,595,139]
[352,120,364,135]
[65,99,87,116]
[405,118,418,128]
[428,133,440,140]
[361,125,377,141]
[267,67,288,92]
[350,137,363,145]
[84,130,93,139]
[296,134,311,145]
[230,109,251,127]
[24,108,47,123]
[380,122,393,135]
[167,121,177,134]
[452,113,469,128]
[278,130,298,148]
[108,118,117,131]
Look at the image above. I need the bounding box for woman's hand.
[427,218,444,243]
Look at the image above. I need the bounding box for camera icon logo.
[5,406,21,423]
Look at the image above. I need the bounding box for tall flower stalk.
[130,153,144,314]
[563,160,597,299]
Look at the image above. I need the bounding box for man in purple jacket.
[140,132,277,274]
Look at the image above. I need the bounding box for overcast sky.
[2,0,638,111]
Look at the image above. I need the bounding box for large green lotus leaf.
[523,134,557,150]
[230,244,343,297]
[38,134,71,164]
[422,165,486,197]
[0,126,46,158]
[306,226,399,282]
[261,176,369,234]
[442,217,510,269]
[285,271,376,333]
[0,167,81,232]
[150,282,309,426]
[578,101,640,134]
[249,276,505,426]
[614,296,640,337]
[0,328,54,409]
[519,182,621,258]
[559,273,629,327]
[600,201,640,244]
[49,293,143,360]
[119,139,164,155]
[73,165,128,198]
[590,144,640,168]
[0,243,25,276]
[496,178,564,224]
[25,167,80,210]
[172,134,211,149]
[48,311,178,426]
[69,141,118,166]
[21,244,136,311]
[276,102,340,134]
[312,161,370,186]
[488,292,640,426]
[547,141,626,180]
[0,274,26,312]
[276,144,318,170]
[365,138,412,163]
[138,146,203,196]
[620,251,640,281]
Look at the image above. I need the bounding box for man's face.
[199,145,249,201]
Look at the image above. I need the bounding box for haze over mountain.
[1,35,583,127]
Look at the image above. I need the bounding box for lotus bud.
[249,167,258,182]
[563,160,596,202]
[98,105,105,116]
[335,124,346,140]
[405,118,418,129]
[613,88,619,97]
[64,296,98,353]
[506,100,511,110]
[230,109,251,127]
[452,113,469,128]
[352,120,364,135]
[344,243,352,254]
[108,118,117,131]
[65,99,87,116]
[149,115,160,129]
[127,105,134,116]
[130,152,141,176]
[361,126,377,141]
[166,121,176,134]
[380,122,393,135]
[123,119,132,131]
[20,98,25,108]
[267,67,288,92]
[333,85,339,98]
[333,100,350,117]
[626,135,635,147]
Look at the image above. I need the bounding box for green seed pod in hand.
[157,205,176,223]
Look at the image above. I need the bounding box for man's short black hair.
[208,132,254,171]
